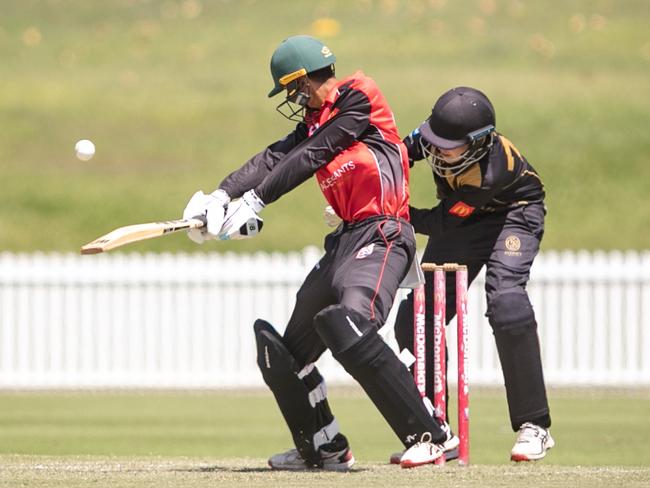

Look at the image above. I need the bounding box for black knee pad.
[314,305,383,364]
[255,319,328,399]
[488,290,536,332]
[254,319,299,378]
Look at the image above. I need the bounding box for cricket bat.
[80,217,206,254]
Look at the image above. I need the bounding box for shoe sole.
[511,440,554,462]
[400,448,444,469]
[323,455,356,472]
[268,462,311,471]
[390,437,459,465]
[400,457,441,469]
[400,460,430,469]
[323,450,355,471]
[443,446,459,461]
[511,452,546,462]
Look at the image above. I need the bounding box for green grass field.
[1,0,649,252]
[0,388,649,487]
[1,3,649,486]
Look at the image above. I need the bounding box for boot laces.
[518,423,543,442]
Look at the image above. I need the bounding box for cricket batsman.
[182,35,456,470]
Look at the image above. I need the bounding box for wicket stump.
[414,263,469,466]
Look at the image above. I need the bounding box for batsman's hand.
[182,189,230,244]
[218,190,264,240]
[323,205,342,228]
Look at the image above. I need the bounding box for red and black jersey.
[219,71,410,222]
[403,130,545,235]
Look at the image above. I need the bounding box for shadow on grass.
[171,464,371,474]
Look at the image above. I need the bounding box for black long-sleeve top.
[404,129,545,236]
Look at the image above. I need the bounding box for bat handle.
[193,215,207,228]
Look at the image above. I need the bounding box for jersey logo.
[355,243,374,259]
[449,201,475,218]
[319,160,356,190]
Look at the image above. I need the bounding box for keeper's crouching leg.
[254,319,339,467]
[488,290,551,431]
[314,305,446,447]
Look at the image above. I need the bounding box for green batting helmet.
[268,35,336,97]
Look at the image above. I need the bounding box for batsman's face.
[276,77,310,122]
[284,78,308,104]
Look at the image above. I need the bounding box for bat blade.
[80,217,206,254]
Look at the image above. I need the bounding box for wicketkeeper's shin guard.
[489,291,551,430]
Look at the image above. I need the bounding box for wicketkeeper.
[182,35,455,470]
[392,86,554,462]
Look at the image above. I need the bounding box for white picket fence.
[0,249,649,388]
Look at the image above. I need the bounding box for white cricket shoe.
[389,420,459,464]
[268,434,355,471]
[510,422,555,461]
[399,432,444,469]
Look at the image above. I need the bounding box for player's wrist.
[210,188,230,206]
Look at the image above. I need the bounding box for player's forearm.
[219,126,308,198]
[409,205,443,236]
[409,202,470,236]
[219,150,276,198]
[254,109,370,205]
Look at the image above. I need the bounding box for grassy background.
[1,388,649,465]
[1,0,649,252]
[2,4,649,484]
[1,460,648,488]
[0,388,649,487]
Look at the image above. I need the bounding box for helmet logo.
[321,46,333,57]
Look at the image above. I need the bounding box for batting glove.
[218,190,264,240]
[182,189,230,244]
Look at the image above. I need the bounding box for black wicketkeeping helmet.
[418,86,496,176]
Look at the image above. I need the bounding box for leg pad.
[487,292,551,431]
[254,319,335,465]
[314,306,446,446]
